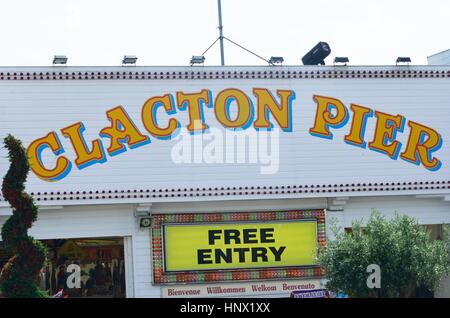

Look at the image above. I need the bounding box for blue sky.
[0,0,448,66]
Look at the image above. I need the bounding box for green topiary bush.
[0,135,49,298]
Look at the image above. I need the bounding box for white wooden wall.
[1,66,449,205]
[332,195,450,228]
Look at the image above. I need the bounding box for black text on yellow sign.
[197,228,285,264]
[163,221,317,271]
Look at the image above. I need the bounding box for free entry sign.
[162,220,317,271]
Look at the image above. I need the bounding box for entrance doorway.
[1,236,127,298]
[41,237,127,298]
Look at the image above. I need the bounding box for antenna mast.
[197,1,269,66]
[217,0,225,66]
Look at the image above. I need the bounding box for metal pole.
[217,0,225,66]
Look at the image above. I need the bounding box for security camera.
[139,216,152,228]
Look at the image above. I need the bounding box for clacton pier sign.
[0,66,449,202]
[27,87,442,182]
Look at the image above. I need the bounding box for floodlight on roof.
[122,55,138,65]
[269,56,284,65]
[53,55,68,65]
[396,57,411,65]
[334,57,349,65]
[190,55,206,65]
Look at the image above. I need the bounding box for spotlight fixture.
[396,57,411,65]
[302,42,331,65]
[190,55,206,65]
[334,57,349,66]
[122,55,138,65]
[52,55,68,65]
[269,56,284,65]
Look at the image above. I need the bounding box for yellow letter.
[214,88,252,129]
[100,106,150,155]
[253,88,295,131]
[176,89,211,133]
[27,132,72,181]
[141,94,180,139]
[400,121,442,171]
[368,111,405,159]
[61,122,106,169]
[309,95,349,139]
[344,104,373,148]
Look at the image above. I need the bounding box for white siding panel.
[0,204,134,240]
[428,49,450,65]
[340,196,450,227]
[132,227,160,298]
[150,197,327,214]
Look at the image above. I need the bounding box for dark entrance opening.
[1,237,126,298]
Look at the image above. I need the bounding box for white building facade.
[0,65,449,297]
[428,49,450,66]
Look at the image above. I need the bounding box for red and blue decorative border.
[151,210,326,285]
